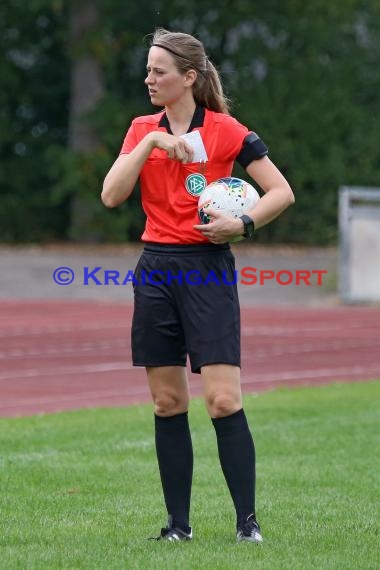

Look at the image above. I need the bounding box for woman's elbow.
[101,185,119,208]
[284,183,295,206]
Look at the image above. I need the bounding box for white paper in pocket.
[180,130,208,163]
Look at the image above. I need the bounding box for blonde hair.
[150,28,230,114]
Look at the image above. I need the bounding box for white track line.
[2,366,379,413]
[0,321,130,338]
[242,324,380,335]
[0,385,151,410]
[1,318,380,339]
[1,366,379,414]
[0,362,134,381]
[1,362,379,385]
[240,365,380,383]
[0,339,378,361]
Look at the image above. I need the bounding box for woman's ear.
[184,69,197,87]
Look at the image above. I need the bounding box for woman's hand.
[149,132,194,163]
[193,209,244,244]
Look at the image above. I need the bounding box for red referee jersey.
[120,106,251,244]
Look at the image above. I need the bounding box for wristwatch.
[239,215,255,239]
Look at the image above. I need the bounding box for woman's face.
[145,46,188,106]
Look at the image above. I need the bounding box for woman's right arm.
[101,131,194,208]
[101,132,155,208]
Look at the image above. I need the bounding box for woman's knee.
[201,364,242,418]
[147,366,189,417]
[206,393,241,418]
[153,392,189,416]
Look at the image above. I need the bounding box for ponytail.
[193,59,231,114]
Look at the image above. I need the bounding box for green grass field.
[0,381,379,569]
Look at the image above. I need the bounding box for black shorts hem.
[133,361,187,368]
[191,360,241,375]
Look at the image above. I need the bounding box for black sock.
[154,412,193,532]
[212,408,256,527]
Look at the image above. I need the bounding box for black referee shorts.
[131,242,241,374]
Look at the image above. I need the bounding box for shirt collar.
[158,106,205,134]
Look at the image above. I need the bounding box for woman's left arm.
[194,156,295,242]
[244,155,295,230]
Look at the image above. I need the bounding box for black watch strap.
[239,214,255,239]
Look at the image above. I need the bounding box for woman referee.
[102,28,295,543]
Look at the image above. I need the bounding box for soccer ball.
[198,177,260,225]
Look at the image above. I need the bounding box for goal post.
[339,186,380,303]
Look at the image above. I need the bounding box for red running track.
[0,300,379,417]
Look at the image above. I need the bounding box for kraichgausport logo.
[185,173,207,196]
[52,266,328,286]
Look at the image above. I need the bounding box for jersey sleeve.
[119,121,138,155]
[217,115,250,160]
[236,132,269,167]
[218,115,268,166]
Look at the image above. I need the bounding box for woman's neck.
[165,98,197,136]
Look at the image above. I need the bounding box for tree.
[0,0,69,241]
[67,0,105,240]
